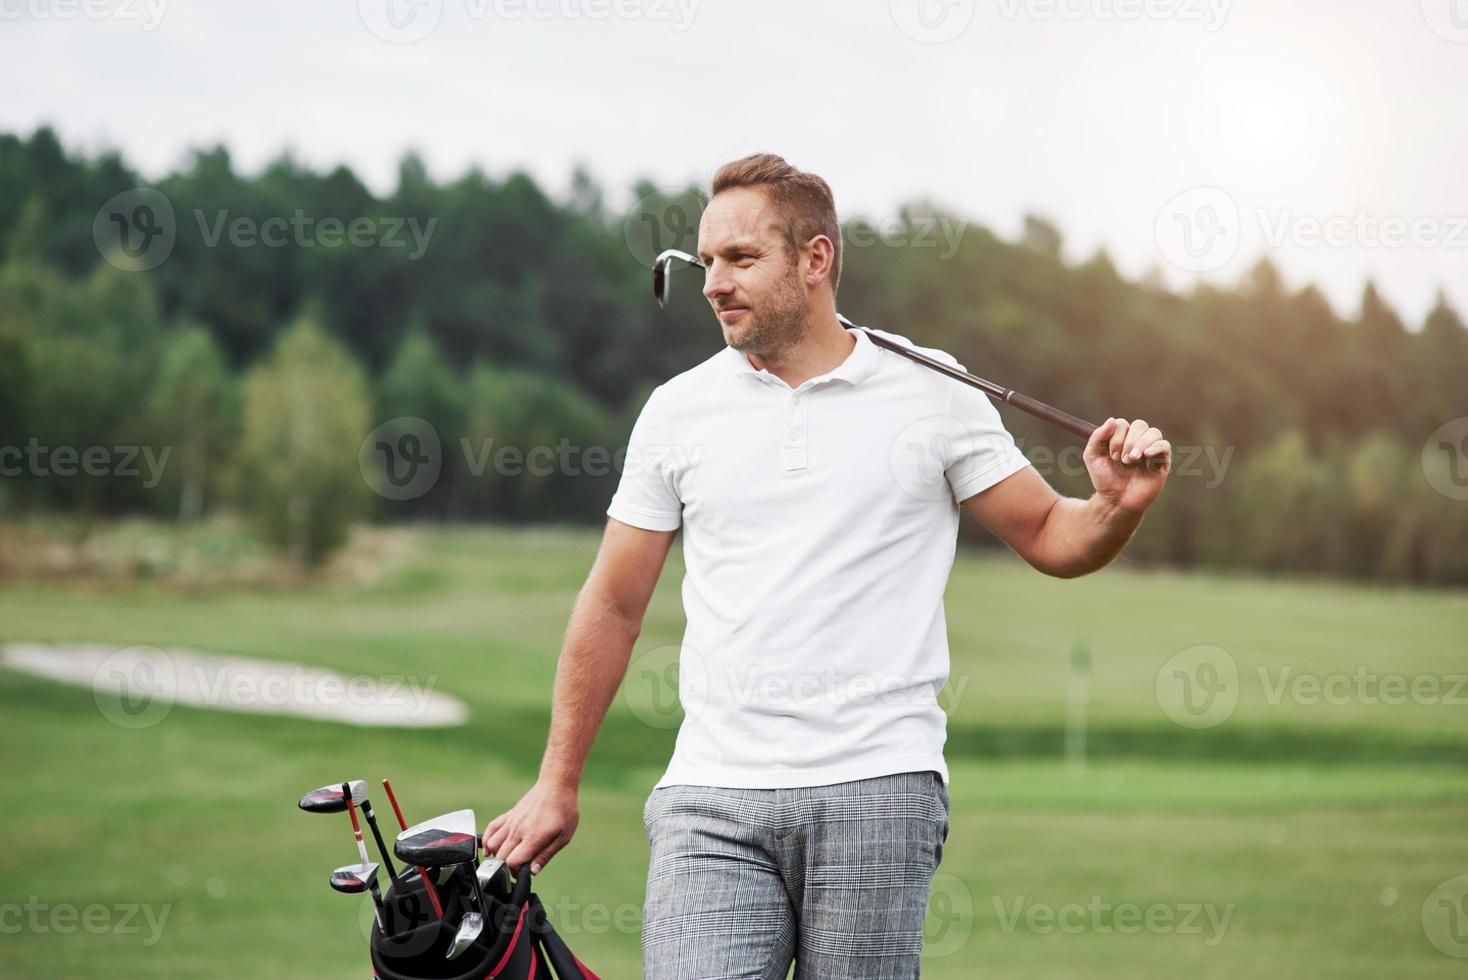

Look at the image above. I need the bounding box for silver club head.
[476,858,510,899]
[651,248,703,308]
[329,861,379,894]
[445,911,485,960]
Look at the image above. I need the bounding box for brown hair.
[711,153,842,295]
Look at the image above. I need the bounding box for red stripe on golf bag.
[527,891,600,979]
[487,905,529,978]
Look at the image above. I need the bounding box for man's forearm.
[1032,493,1144,578]
[537,591,643,790]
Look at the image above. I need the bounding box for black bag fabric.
[369,864,602,980]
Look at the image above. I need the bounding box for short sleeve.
[607,385,684,531]
[942,361,1032,503]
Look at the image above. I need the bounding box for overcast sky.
[4,0,1465,324]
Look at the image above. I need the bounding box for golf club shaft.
[381,779,445,919]
[358,799,399,882]
[344,784,372,868]
[654,250,1098,441]
[368,880,388,933]
[849,323,1098,439]
[465,862,489,912]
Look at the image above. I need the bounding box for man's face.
[698,187,809,359]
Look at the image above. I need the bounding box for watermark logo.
[94,188,176,271]
[1155,645,1238,729]
[924,873,976,957]
[1155,186,1240,273]
[194,210,436,258]
[1257,209,1468,251]
[889,413,1018,502]
[890,0,975,43]
[1257,667,1467,708]
[624,186,707,268]
[1,643,464,728]
[360,417,443,501]
[1422,418,1468,501]
[992,894,1235,945]
[1421,0,1468,43]
[0,898,172,946]
[361,889,441,955]
[0,0,169,29]
[995,0,1231,31]
[0,440,171,487]
[358,0,444,42]
[93,645,178,729]
[845,215,970,261]
[1015,436,1232,489]
[1422,874,1468,957]
[95,191,436,270]
[622,644,709,729]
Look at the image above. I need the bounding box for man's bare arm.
[540,518,677,788]
[482,518,677,874]
[962,417,1171,578]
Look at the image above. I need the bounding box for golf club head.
[445,911,484,961]
[298,780,368,813]
[394,809,478,868]
[476,858,511,901]
[329,861,379,894]
[651,248,703,308]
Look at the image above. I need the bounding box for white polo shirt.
[607,326,1031,789]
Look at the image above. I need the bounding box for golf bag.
[370,862,602,980]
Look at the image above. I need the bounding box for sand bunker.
[0,642,469,728]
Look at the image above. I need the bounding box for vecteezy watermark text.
[0,898,171,947]
[194,210,436,259]
[1157,186,1468,273]
[357,0,699,44]
[995,0,1231,31]
[0,0,168,29]
[992,895,1235,946]
[0,440,170,488]
[93,188,438,271]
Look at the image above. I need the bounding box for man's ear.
[803,235,836,290]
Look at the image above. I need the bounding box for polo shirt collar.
[721,327,880,388]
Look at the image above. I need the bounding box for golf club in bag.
[370,860,602,980]
[652,248,1099,440]
[300,780,601,979]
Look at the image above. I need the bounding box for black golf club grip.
[1002,390,1097,440]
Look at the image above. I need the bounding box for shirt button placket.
[783,391,808,471]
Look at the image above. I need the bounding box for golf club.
[299,780,400,883]
[379,778,446,920]
[477,857,512,903]
[393,808,491,913]
[445,909,485,961]
[330,861,387,932]
[344,783,374,865]
[651,247,1099,440]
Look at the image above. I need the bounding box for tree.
[147,323,236,521]
[376,325,465,517]
[237,311,371,565]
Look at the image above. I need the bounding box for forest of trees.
[1,126,1465,581]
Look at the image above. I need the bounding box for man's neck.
[744,307,855,389]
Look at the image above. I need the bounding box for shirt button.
[787,429,803,442]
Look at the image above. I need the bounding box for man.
[483,153,1171,977]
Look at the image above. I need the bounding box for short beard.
[727,268,808,361]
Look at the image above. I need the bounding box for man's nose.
[703,264,733,301]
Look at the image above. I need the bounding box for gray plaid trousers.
[642,770,950,979]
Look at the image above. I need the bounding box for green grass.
[1,525,1465,978]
